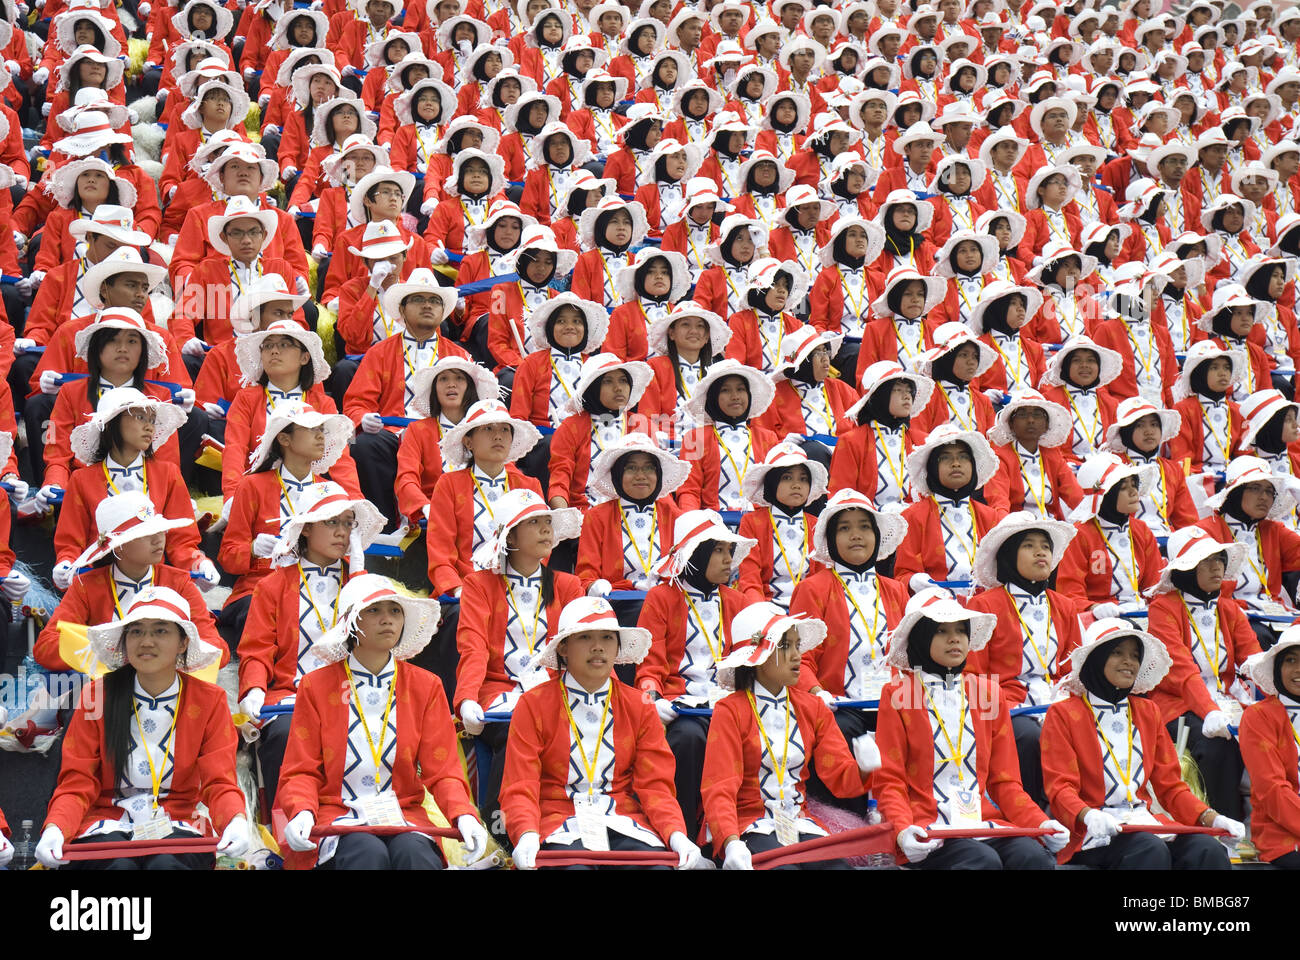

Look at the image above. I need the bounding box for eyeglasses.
[318,518,360,530]
[124,407,157,424]
[260,337,303,352]
[404,294,444,306]
[224,226,266,241]
[371,186,404,199]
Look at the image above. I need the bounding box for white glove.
[281,165,298,182]
[216,815,250,858]
[815,689,834,706]
[252,533,279,558]
[460,700,485,735]
[458,38,472,56]
[127,108,139,126]
[31,66,48,86]
[851,732,881,775]
[238,688,266,720]
[177,388,196,413]
[4,60,17,77]
[287,206,300,216]
[0,830,12,867]
[244,66,257,78]
[1038,818,1070,854]
[586,578,612,598]
[284,810,317,852]
[38,370,61,395]
[261,117,277,132]
[631,576,656,591]
[193,557,220,587]
[36,484,63,510]
[182,337,208,357]
[52,559,75,591]
[897,824,943,863]
[311,243,328,259]
[428,245,450,266]
[166,185,178,201]
[2,475,28,501]
[12,232,26,253]
[1213,815,1245,841]
[722,837,753,870]
[2,570,30,602]
[35,825,67,868]
[341,65,358,77]
[11,338,34,356]
[203,402,227,420]
[655,697,677,724]
[139,4,152,21]
[909,572,934,593]
[368,260,396,289]
[360,412,385,434]
[1091,602,1120,620]
[668,831,705,870]
[420,198,437,217]
[512,831,540,869]
[1082,807,1122,846]
[983,387,1006,403]
[1202,709,1233,739]
[457,814,489,862]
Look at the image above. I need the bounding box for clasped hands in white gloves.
[192,557,220,588]
[1082,808,1122,846]
[908,572,936,593]
[1037,818,1071,854]
[722,838,752,870]
[360,411,385,434]
[252,533,280,558]
[35,825,68,868]
[457,815,489,862]
[1201,710,1233,739]
[654,697,677,724]
[217,815,250,858]
[813,688,835,707]
[668,831,705,869]
[284,810,317,852]
[37,370,61,396]
[459,700,486,735]
[238,688,266,721]
[52,559,76,591]
[851,732,881,775]
[512,831,540,869]
[897,824,943,863]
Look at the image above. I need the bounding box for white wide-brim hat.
[810,488,907,567]
[1241,388,1300,450]
[988,389,1072,448]
[646,302,730,359]
[440,399,542,469]
[1068,452,1153,522]
[313,575,442,664]
[916,321,997,380]
[1205,455,1296,520]
[234,320,330,387]
[612,248,693,304]
[1148,526,1245,597]
[972,511,1075,591]
[683,359,776,424]
[46,156,137,211]
[180,79,251,131]
[869,265,946,318]
[1040,334,1124,388]
[905,422,1000,496]
[1105,396,1181,453]
[471,488,583,575]
[651,509,758,582]
[716,604,826,691]
[206,201,279,257]
[741,440,830,509]
[245,402,355,474]
[70,386,187,466]
[81,251,168,311]
[1242,628,1300,695]
[73,492,198,570]
[525,293,610,355]
[933,229,999,278]
[531,596,652,670]
[347,166,417,226]
[1173,341,1246,402]
[967,280,1043,335]
[844,362,934,424]
[408,357,500,421]
[74,307,168,370]
[885,587,996,672]
[1058,618,1172,696]
[87,587,220,674]
[379,267,457,321]
[563,353,654,417]
[271,481,385,567]
[590,432,692,502]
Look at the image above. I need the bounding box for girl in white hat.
[1167,340,1246,495]
[967,512,1088,803]
[726,257,808,377]
[730,145,798,235]
[702,601,881,869]
[1147,527,1257,824]
[986,389,1085,519]
[1038,335,1122,466]
[1091,278,1181,410]
[911,321,998,436]
[1239,627,1300,867]
[605,248,692,361]
[637,301,730,453]
[735,442,826,609]
[485,224,575,370]
[1200,282,1273,397]
[34,588,249,872]
[1107,395,1199,540]
[831,361,930,509]
[966,279,1045,395]
[425,399,544,599]
[768,184,833,292]
[1241,389,1300,524]
[457,198,536,321]
[546,352,653,510]
[761,325,857,441]
[571,195,647,309]
[662,176,732,279]
[576,433,687,594]
[636,509,756,832]
[929,156,988,248]
[35,158,139,276]
[519,120,595,223]
[601,101,665,194]
[631,137,705,234]
[693,214,766,321]
[389,74,456,180]
[425,148,507,259]
[1021,242,1098,343]
[1039,617,1241,867]
[277,573,489,870]
[279,93,375,197]
[807,215,885,377]
[456,489,585,838]
[1238,255,1299,378]
[237,482,384,805]
[500,596,705,870]
[855,263,944,378]
[874,589,1068,868]
[395,356,499,523]
[55,387,209,586]
[976,209,1031,285]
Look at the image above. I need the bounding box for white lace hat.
[1058,617,1172,696]
[884,587,996,671]
[245,401,355,474]
[312,574,442,664]
[810,488,907,567]
[715,602,826,690]
[530,597,651,671]
[470,488,583,574]
[87,586,222,674]
[69,387,187,466]
[971,510,1076,590]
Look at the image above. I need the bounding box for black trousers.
[24,391,54,485]
[806,707,872,816]
[216,594,252,659]
[1069,831,1231,870]
[742,830,850,870]
[68,828,213,871]
[539,832,671,870]
[352,431,402,531]
[322,831,443,870]
[665,713,709,838]
[410,602,459,706]
[913,835,1055,870]
[1012,713,1047,812]
[255,714,291,808]
[473,721,511,845]
[324,356,360,411]
[1168,712,1245,821]
[1270,850,1300,869]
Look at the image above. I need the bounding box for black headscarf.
[981,293,1024,337]
[994,530,1053,595]
[472,52,498,83]
[786,350,822,385]
[633,257,673,302]
[1209,306,1248,342]
[831,172,858,201]
[514,248,556,287]
[682,539,722,594]
[584,79,617,109]
[1079,636,1133,704]
[762,465,810,517]
[744,161,780,195]
[580,374,619,416]
[514,98,548,136]
[1098,483,1131,526]
[544,309,587,355]
[562,47,590,78]
[457,161,490,198]
[654,153,685,184]
[1189,357,1227,401]
[826,507,881,572]
[907,617,967,679]
[925,441,979,500]
[1170,555,1222,603]
[487,217,520,255]
[720,226,753,267]
[704,375,750,425]
[1244,265,1276,301]
[1084,239,1113,268]
[929,344,972,387]
[594,208,632,253]
[1117,419,1159,456]
[1253,407,1293,455]
[768,96,800,133]
[882,204,924,255]
[1220,485,1258,526]
[908,47,936,79]
[861,378,913,428]
[745,273,789,313]
[612,452,662,506]
[1274,653,1300,704]
[1278,228,1300,259]
[1062,347,1101,389]
[832,229,865,269]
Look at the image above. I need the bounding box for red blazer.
[1147,590,1259,723]
[574,498,678,592]
[892,496,1003,587]
[340,332,470,426]
[1055,517,1164,606]
[326,223,432,316]
[1239,697,1300,863]
[827,421,924,499]
[875,673,1046,855]
[453,568,583,710]
[55,459,201,569]
[787,568,909,695]
[910,381,996,436]
[755,378,859,439]
[45,381,181,490]
[724,309,802,371]
[965,586,1087,705]
[394,417,448,523]
[177,255,302,346]
[423,193,507,258]
[1037,384,1120,466]
[44,675,244,841]
[989,442,1085,520]
[701,687,868,845]
[974,333,1046,395]
[236,561,363,705]
[1040,693,1210,862]
[171,198,308,293]
[30,307,183,396]
[547,411,651,509]
[735,508,823,604]
[809,264,883,337]
[855,315,946,381]
[1196,513,1300,610]
[486,281,559,369]
[634,582,747,701]
[675,423,780,511]
[1083,318,1180,411]
[1168,395,1244,474]
[604,300,668,362]
[425,466,544,597]
[1125,455,1200,532]
[499,675,688,844]
[277,658,478,869]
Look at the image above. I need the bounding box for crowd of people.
[0,0,1298,872]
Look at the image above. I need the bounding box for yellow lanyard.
[401,335,437,379]
[618,502,657,576]
[276,473,302,517]
[1120,316,1156,379]
[228,258,263,297]
[1018,449,1050,513]
[599,255,618,303]
[461,198,486,227]
[263,385,301,414]
[1201,400,1233,465]
[1180,596,1223,692]
[505,576,543,654]
[921,680,968,784]
[802,384,837,437]
[344,660,397,779]
[957,280,983,320]
[686,230,708,270]
[132,676,183,811]
[770,512,808,587]
[102,459,147,496]
[760,317,788,371]
[938,384,975,430]
[470,471,510,521]
[298,564,341,635]
[833,570,882,655]
[995,173,1020,211]
[1066,389,1100,452]
[837,266,868,320]
[683,593,723,662]
[1142,225,1164,258]
[1010,591,1055,681]
[990,335,1023,388]
[713,426,752,487]
[377,301,398,340]
[1088,700,1136,803]
[112,566,153,621]
[876,425,909,493]
[746,690,792,801]
[561,683,611,797]
[549,354,577,399]
[1145,458,1170,523]
[1093,519,1141,598]
[936,497,980,568]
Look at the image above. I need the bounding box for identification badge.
[132,806,172,841]
[861,663,891,701]
[573,792,610,851]
[356,790,405,827]
[773,802,800,847]
[951,787,982,826]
